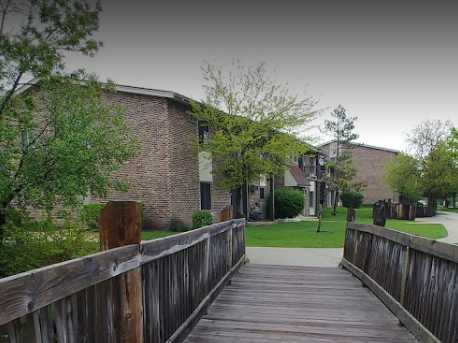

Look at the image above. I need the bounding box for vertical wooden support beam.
[400,246,410,306]
[99,201,144,343]
[227,225,233,269]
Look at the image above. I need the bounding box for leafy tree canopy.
[192,62,317,191]
[385,153,422,202]
[0,1,136,231]
[407,120,453,160]
[421,141,457,202]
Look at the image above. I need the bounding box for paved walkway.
[247,247,343,267]
[186,264,417,343]
[415,211,458,244]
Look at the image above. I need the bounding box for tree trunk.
[270,174,275,221]
[242,180,249,220]
[0,206,6,245]
[332,189,339,216]
[453,193,457,209]
[346,207,355,223]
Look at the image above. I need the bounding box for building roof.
[288,165,307,186]
[15,80,195,106]
[318,140,399,154]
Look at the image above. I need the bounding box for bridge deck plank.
[185,264,418,343]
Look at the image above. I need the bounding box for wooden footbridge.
[0,201,457,342]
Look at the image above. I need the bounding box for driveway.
[416,211,458,244]
[246,247,343,267]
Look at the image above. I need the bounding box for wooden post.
[400,246,410,306]
[99,201,144,343]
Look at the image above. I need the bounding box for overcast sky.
[67,0,458,151]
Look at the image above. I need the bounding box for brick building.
[320,142,399,205]
[93,85,232,229]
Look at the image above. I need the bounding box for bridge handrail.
[0,218,246,342]
[342,223,458,343]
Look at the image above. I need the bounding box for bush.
[0,216,98,278]
[340,191,364,209]
[272,187,304,219]
[80,203,104,230]
[192,210,214,229]
[169,218,190,232]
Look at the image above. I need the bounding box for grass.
[138,207,448,248]
[245,207,447,248]
[440,207,458,213]
[142,230,178,240]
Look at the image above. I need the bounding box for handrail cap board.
[347,223,458,264]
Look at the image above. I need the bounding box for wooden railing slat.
[344,223,458,343]
[0,218,246,343]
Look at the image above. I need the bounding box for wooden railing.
[0,217,246,343]
[342,223,458,343]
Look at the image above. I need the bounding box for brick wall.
[349,146,398,203]
[321,143,398,204]
[96,91,231,229]
[98,92,173,229]
[167,99,200,228]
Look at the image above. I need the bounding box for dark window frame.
[200,182,212,210]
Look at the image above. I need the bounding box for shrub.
[0,216,98,278]
[80,203,104,230]
[273,187,304,219]
[192,210,214,229]
[340,191,364,209]
[169,218,190,232]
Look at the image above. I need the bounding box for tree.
[192,62,316,218]
[323,105,359,215]
[407,120,453,160]
[385,153,422,203]
[447,129,458,207]
[421,141,456,209]
[340,191,363,222]
[0,1,136,237]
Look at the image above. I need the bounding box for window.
[298,156,304,170]
[198,122,209,144]
[259,187,265,199]
[200,182,212,210]
[309,191,314,207]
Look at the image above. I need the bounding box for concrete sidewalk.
[246,247,343,267]
[416,211,458,245]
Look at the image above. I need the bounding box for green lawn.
[245,207,447,248]
[142,230,177,240]
[139,207,447,248]
[440,207,458,213]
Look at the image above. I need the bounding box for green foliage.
[322,106,359,213]
[0,215,98,277]
[192,210,214,229]
[1,75,137,215]
[169,218,190,232]
[407,120,453,159]
[385,153,422,202]
[192,62,316,192]
[0,1,138,235]
[324,105,359,144]
[421,141,457,201]
[273,187,304,219]
[340,191,364,209]
[80,203,104,230]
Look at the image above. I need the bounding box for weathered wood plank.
[341,258,439,343]
[100,201,144,343]
[347,223,458,264]
[186,264,417,343]
[0,244,140,326]
[141,220,244,263]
